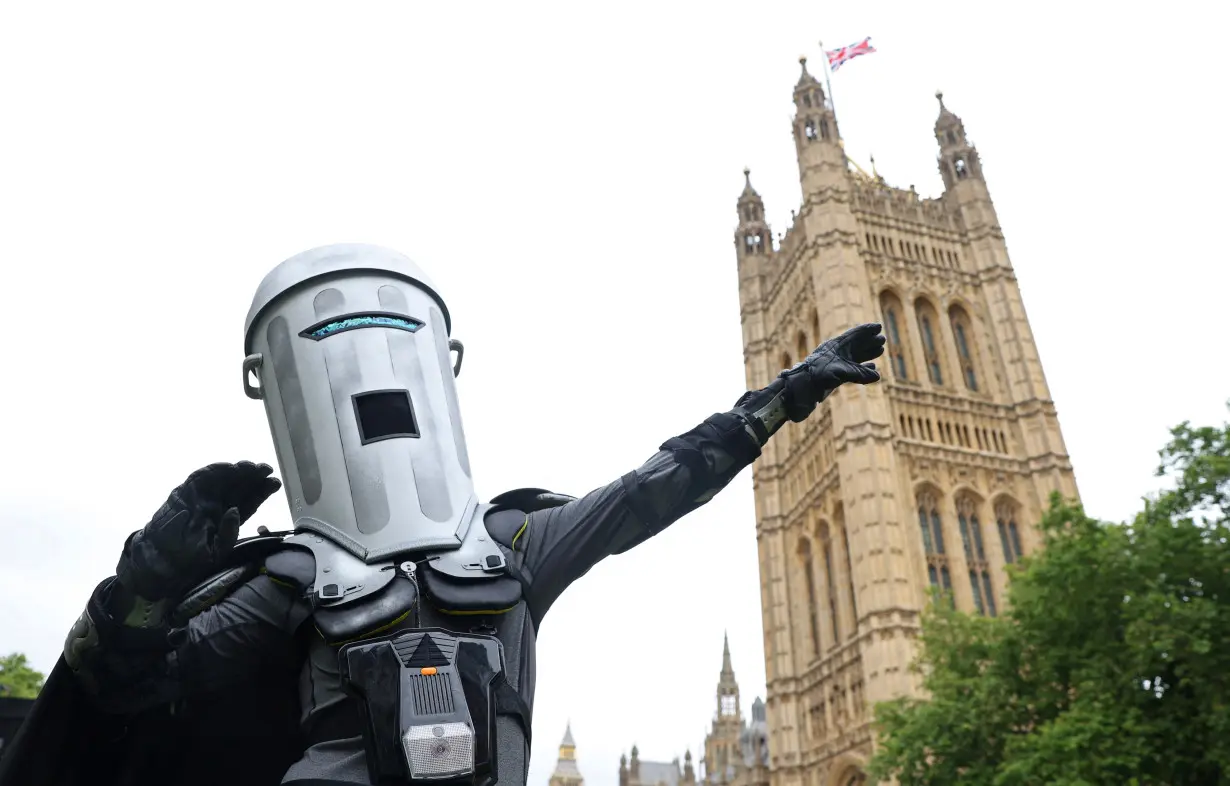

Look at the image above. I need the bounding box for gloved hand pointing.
[778,322,886,422]
[115,461,283,601]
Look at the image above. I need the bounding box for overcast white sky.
[0,3,1225,786]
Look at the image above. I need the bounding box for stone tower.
[622,637,767,786]
[701,636,770,786]
[549,723,584,786]
[705,632,745,779]
[733,59,1078,786]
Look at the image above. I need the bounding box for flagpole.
[817,40,838,118]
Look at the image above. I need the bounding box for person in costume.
[0,244,884,786]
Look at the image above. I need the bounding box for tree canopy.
[869,408,1230,786]
[0,652,45,699]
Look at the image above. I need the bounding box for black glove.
[115,461,282,601]
[778,322,885,422]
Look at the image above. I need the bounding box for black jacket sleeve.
[513,408,764,624]
[75,573,311,715]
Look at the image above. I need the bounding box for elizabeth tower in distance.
[732,58,1078,785]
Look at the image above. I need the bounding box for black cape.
[0,656,304,786]
[0,536,305,786]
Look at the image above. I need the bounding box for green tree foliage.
[869,409,1230,786]
[0,652,45,699]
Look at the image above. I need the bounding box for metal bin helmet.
[242,243,474,562]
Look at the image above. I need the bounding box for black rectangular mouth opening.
[353,389,420,444]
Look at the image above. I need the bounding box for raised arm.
[62,462,304,714]
[512,323,886,624]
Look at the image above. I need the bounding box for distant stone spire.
[721,631,734,677]
[715,632,740,720]
[740,167,759,199]
[796,55,821,90]
[549,722,584,786]
[935,90,958,125]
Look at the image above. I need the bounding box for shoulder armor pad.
[488,487,577,514]
[171,564,260,627]
[167,536,306,627]
[262,544,316,591]
[484,508,528,552]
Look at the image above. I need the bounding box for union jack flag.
[825,37,877,72]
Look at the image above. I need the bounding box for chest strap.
[305,671,531,749]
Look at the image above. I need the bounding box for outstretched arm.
[513,323,886,624]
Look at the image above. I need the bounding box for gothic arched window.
[836,504,856,639]
[804,119,817,141]
[996,499,1025,564]
[980,569,997,616]
[955,158,968,179]
[879,291,911,381]
[949,305,979,391]
[820,523,841,645]
[799,538,822,656]
[917,489,952,598]
[958,497,996,616]
[918,492,946,556]
[820,119,831,141]
[957,499,987,561]
[839,513,858,634]
[915,298,945,386]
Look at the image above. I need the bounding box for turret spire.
[792,54,839,164]
[735,170,771,259]
[933,90,984,190]
[740,167,758,199]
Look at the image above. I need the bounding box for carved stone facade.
[619,742,696,786]
[733,59,1078,786]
